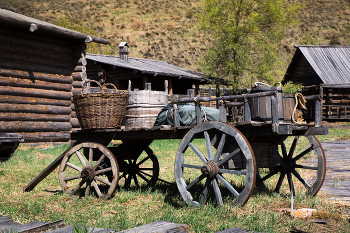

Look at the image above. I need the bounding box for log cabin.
[283,45,350,120]
[0,8,108,142]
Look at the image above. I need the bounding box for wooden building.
[0,8,108,142]
[283,45,350,120]
[83,42,214,96]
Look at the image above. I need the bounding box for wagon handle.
[254,82,270,87]
[82,80,104,95]
[102,83,118,92]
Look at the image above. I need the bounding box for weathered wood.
[0,76,72,92]
[72,81,82,88]
[115,220,188,233]
[0,86,72,100]
[171,91,276,104]
[175,121,256,207]
[315,99,321,127]
[72,72,83,81]
[0,112,71,122]
[24,141,77,192]
[195,102,202,124]
[0,95,71,106]
[173,103,180,127]
[0,121,72,132]
[70,118,80,128]
[0,60,74,76]
[219,104,227,122]
[20,132,70,142]
[0,68,72,84]
[243,101,251,122]
[126,90,167,129]
[59,142,118,199]
[0,103,72,115]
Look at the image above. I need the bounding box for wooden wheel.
[175,121,256,207]
[260,135,326,197]
[119,147,159,189]
[59,142,119,200]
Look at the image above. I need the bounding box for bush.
[282,81,303,94]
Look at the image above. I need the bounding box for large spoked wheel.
[119,147,159,189]
[260,135,326,197]
[175,121,256,207]
[59,142,119,200]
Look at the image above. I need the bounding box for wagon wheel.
[59,142,119,200]
[175,121,256,207]
[119,147,159,189]
[260,135,326,197]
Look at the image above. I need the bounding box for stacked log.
[0,68,73,142]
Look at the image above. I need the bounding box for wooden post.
[195,82,200,96]
[243,101,251,122]
[128,80,131,91]
[195,102,202,124]
[315,99,321,127]
[219,102,227,122]
[164,80,168,93]
[173,104,180,127]
[209,87,212,107]
[168,78,173,95]
[271,95,278,133]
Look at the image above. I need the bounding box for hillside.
[1,0,350,84]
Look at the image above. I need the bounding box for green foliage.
[282,81,303,94]
[199,0,300,91]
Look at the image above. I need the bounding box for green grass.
[0,129,350,232]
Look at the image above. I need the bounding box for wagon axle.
[81,167,95,182]
[201,161,218,178]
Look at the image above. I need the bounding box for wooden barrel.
[125,90,168,129]
[250,84,284,122]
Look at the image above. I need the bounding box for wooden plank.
[0,216,12,223]
[115,220,188,233]
[19,220,64,233]
[24,141,77,192]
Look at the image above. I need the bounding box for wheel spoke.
[275,172,285,193]
[214,133,226,162]
[189,142,207,163]
[136,171,150,183]
[294,164,318,170]
[88,148,93,167]
[182,164,202,169]
[216,148,240,167]
[137,156,150,166]
[125,174,132,188]
[217,174,239,198]
[93,153,106,170]
[287,172,295,196]
[218,168,246,176]
[288,136,299,158]
[292,170,311,189]
[71,180,86,195]
[95,167,112,175]
[213,178,223,206]
[64,174,81,182]
[261,168,280,182]
[95,176,112,186]
[281,142,288,159]
[76,151,87,168]
[66,162,83,172]
[186,174,206,190]
[92,180,102,198]
[133,174,140,188]
[292,146,313,162]
[85,181,91,198]
[204,131,214,160]
[200,178,210,205]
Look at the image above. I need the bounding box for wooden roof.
[86,53,215,84]
[284,45,350,85]
[0,8,108,44]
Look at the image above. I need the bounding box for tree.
[199,0,300,92]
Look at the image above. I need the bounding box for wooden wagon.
[24,90,327,206]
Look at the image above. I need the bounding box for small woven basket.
[73,80,128,130]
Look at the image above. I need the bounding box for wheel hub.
[282,158,294,173]
[201,161,218,178]
[81,167,95,181]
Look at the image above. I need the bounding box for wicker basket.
[73,80,128,130]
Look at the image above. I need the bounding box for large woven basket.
[73,80,128,130]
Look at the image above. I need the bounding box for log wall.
[0,25,85,142]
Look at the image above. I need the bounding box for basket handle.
[102,83,118,92]
[82,80,104,95]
